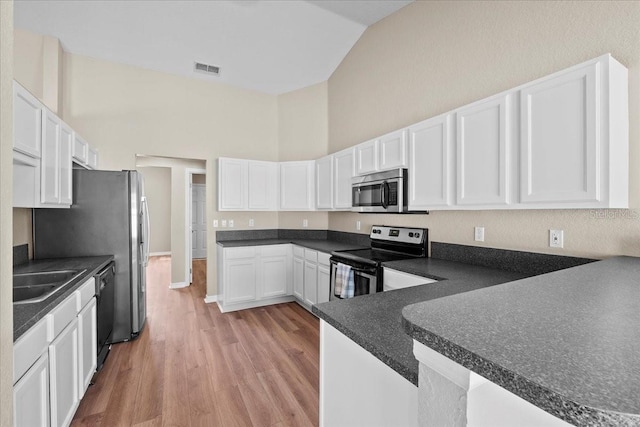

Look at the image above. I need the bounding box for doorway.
[186,168,206,286]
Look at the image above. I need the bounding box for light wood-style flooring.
[72,256,320,426]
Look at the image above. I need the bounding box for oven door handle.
[381,181,389,209]
[331,260,377,276]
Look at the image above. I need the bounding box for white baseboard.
[216,295,295,313]
[150,251,171,257]
[170,281,189,289]
[204,294,217,304]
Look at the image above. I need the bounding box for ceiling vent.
[194,62,220,76]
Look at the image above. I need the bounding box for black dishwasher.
[96,261,115,370]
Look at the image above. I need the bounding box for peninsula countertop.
[402,256,640,426]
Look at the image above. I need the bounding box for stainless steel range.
[329,225,428,300]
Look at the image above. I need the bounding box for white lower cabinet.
[320,321,418,427]
[317,253,331,304]
[293,246,305,300]
[294,246,331,311]
[217,244,293,312]
[303,260,318,306]
[13,276,97,427]
[13,353,49,427]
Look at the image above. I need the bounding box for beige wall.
[12,208,32,258]
[277,81,330,230]
[137,167,171,254]
[328,0,640,259]
[192,173,205,185]
[1,1,13,425]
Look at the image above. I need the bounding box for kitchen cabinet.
[218,158,278,211]
[293,246,304,300]
[315,155,333,209]
[519,54,628,208]
[59,122,73,205]
[317,252,331,304]
[87,147,99,170]
[217,244,293,312]
[356,129,408,176]
[41,109,62,205]
[456,93,512,207]
[77,279,97,394]
[408,113,453,210]
[279,161,315,211]
[303,250,318,306]
[72,133,88,164]
[293,246,331,310]
[333,147,355,210]
[49,317,79,427]
[320,321,418,427]
[383,268,436,291]
[13,81,42,158]
[13,353,49,427]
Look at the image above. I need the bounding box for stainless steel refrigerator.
[34,169,150,343]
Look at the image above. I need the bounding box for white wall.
[328,0,640,259]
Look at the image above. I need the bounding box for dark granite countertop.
[402,256,640,426]
[217,238,366,254]
[14,256,114,341]
[313,258,529,385]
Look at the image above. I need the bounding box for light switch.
[213,219,219,228]
[221,220,227,227]
[249,219,255,227]
[303,219,308,228]
[474,226,485,242]
[229,220,234,228]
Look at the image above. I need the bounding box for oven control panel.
[370,225,426,244]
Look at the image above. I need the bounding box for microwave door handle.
[381,181,389,209]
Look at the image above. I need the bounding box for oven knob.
[415,233,420,239]
[408,232,414,237]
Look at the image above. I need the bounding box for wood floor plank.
[72,256,320,427]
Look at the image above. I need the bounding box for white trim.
[204,294,217,304]
[185,167,206,286]
[149,251,171,257]
[216,295,295,313]
[169,281,189,289]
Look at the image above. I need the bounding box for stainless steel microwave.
[351,168,408,213]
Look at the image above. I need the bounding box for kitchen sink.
[13,269,85,304]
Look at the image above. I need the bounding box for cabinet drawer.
[318,252,331,266]
[293,246,305,258]
[77,277,96,310]
[225,246,256,259]
[261,244,289,257]
[48,293,79,340]
[13,317,49,384]
[304,249,318,263]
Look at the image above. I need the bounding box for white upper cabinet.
[13,82,42,158]
[248,160,278,211]
[408,114,453,210]
[355,139,379,175]
[59,122,73,205]
[379,129,408,171]
[41,109,62,205]
[218,158,246,211]
[456,93,512,207]
[333,147,355,210]
[280,161,315,211]
[72,133,89,164]
[519,55,628,208]
[87,147,99,170]
[316,155,334,210]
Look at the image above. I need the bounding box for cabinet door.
[316,155,333,209]
[520,62,599,204]
[72,134,88,164]
[379,129,408,171]
[49,318,80,427]
[333,148,355,210]
[409,114,453,210]
[317,264,330,304]
[248,160,277,210]
[260,255,289,298]
[280,161,314,211]
[13,353,49,427]
[218,158,247,210]
[78,298,97,395]
[59,123,73,205]
[13,82,42,158]
[356,139,379,175]
[87,147,99,170]
[293,256,304,300]
[225,258,256,304]
[41,109,61,205]
[304,261,318,306]
[456,94,511,206]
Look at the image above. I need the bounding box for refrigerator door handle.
[141,196,151,267]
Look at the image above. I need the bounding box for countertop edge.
[401,302,640,426]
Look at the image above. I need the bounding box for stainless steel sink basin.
[13,269,85,304]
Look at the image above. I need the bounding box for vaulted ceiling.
[14,0,413,94]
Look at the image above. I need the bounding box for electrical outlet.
[221,220,227,227]
[229,219,234,228]
[474,226,485,242]
[303,219,308,228]
[356,220,361,231]
[550,230,564,248]
[249,219,255,227]
[213,219,219,228]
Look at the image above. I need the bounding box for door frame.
[185,167,206,284]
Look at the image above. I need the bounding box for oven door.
[330,259,379,300]
[352,178,400,213]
